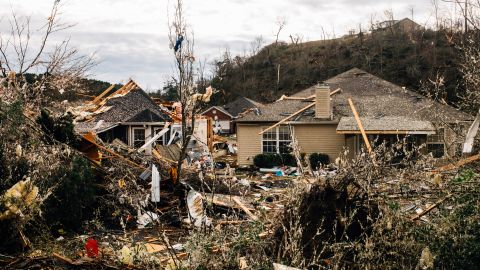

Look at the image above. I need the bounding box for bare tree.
[274,16,287,44]
[0,1,95,108]
[289,33,304,46]
[168,0,212,184]
[250,35,265,56]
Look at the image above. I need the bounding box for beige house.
[235,68,472,166]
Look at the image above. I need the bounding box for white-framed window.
[153,126,171,145]
[427,128,445,158]
[262,126,292,154]
[132,127,146,148]
[171,124,182,140]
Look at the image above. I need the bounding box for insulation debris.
[0,178,39,220]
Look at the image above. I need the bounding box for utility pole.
[276,64,281,92]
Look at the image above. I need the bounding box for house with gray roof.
[235,68,472,166]
[74,79,172,152]
[202,96,263,134]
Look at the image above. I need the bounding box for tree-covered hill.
[210,28,464,106]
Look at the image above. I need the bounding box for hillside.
[210,28,463,105]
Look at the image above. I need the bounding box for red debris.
[85,238,99,258]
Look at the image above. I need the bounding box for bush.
[43,156,97,233]
[253,153,296,168]
[36,109,79,147]
[309,153,330,169]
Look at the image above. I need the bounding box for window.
[262,129,277,153]
[154,127,171,145]
[262,126,292,154]
[132,128,145,148]
[427,128,445,158]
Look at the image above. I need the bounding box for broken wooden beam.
[259,103,315,135]
[431,154,480,173]
[410,194,452,221]
[273,263,302,270]
[232,197,259,221]
[52,252,74,265]
[82,132,146,170]
[91,85,115,105]
[138,122,171,152]
[260,88,341,135]
[347,98,372,154]
[152,148,177,164]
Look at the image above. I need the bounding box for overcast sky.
[0,0,459,90]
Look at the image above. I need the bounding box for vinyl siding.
[237,124,262,166]
[236,123,346,166]
[294,124,345,161]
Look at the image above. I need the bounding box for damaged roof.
[223,96,264,118]
[237,68,472,129]
[74,79,171,134]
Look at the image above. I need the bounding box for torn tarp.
[174,35,184,52]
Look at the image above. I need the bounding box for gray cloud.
[0,0,455,89]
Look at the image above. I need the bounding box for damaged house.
[202,96,263,134]
[235,68,472,166]
[73,79,172,153]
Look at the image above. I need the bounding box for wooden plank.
[259,88,341,135]
[258,103,315,135]
[330,88,342,96]
[348,98,372,154]
[410,194,452,221]
[273,263,302,270]
[232,197,259,221]
[431,153,480,173]
[91,85,115,105]
[52,252,74,265]
[152,148,177,164]
[110,80,133,97]
[138,123,171,152]
[337,130,410,135]
[82,132,146,170]
[282,96,314,100]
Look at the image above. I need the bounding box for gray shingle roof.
[237,68,472,129]
[337,117,435,133]
[97,88,170,123]
[223,96,263,117]
[74,84,171,134]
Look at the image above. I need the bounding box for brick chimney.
[315,84,331,119]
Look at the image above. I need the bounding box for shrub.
[43,156,97,232]
[309,153,330,169]
[253,153,296,168]
[36,109,79,147]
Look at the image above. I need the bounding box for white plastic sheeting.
[151,165,160,202]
